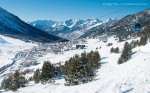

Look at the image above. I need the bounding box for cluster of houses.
[1,38,88,78]
[12,39,87,69]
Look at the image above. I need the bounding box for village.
[0,38,90,77]
[0,34,116,79]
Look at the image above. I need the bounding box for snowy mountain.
[104,8,150,37]
[28,20,57,30]
[80,8,150,38]
[28,18,104,39]
[0,7,67,42]
[80,18,117,38]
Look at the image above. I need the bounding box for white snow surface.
[1,36,150,93]
[0,35,36,67]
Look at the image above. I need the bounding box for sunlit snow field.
[0,35,150,93]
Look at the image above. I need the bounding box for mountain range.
[28,18,116,39]
[1,6,150,42]
[83,8,150,38]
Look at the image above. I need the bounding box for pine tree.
[118,42,132,64]
[118,35,123,42]
[1,70,27,91]
[111,47,119,53]
[1,77,11,91]
[79,52,92,83]
[33,68,41,84]
[13,70,27,88]
[64,51,101,86]
[40,61,55,84]
[136,40,140,46]
[93,51,101,69]
[11,83,17,92]
[14,70,20,88]
[139,36,148,46]
[114,47,119,53]
[130,40,135,49]
[110,47,114,53]
[18,76,27,87]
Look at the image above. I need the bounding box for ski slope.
[1,37,150,93]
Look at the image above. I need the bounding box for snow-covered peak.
[29,18,103,30]
[29,18,115,39]
[28,20,57,29]
[141,8,150,14]
[64,19,81,28]
[104,18,117,23]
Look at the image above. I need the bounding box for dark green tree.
[1,70,27,91]
[33,68,41,84]
[110,47,119,53]
[64,51,101,86]
[139,36,148,46]
[118,42,132,64]
[110,47,114,53]
[114,47,119,53]
[40,61,55,84]
[13,70,20,88]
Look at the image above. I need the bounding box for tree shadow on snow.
[100,61,108,64]
[101,57,108,60]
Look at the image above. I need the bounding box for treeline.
[0,51,100,91]
[63,51,101,85]
[110,47,120,53]
[118,35,149,64]
[33,50,101,86]
[33,61,62,84]
[0,61,62,91]
[1,70,28,91]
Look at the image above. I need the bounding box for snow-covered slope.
[1,36,150,93]
[0,35,36,68]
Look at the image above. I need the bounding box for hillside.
[80,8,150,38]
[0,7,67,42]
[0,36,150,93]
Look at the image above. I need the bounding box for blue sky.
[0,0,150,22]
